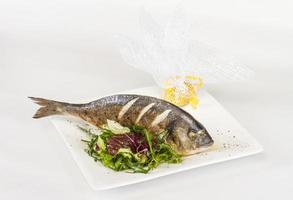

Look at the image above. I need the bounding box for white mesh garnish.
[117,8,254,87]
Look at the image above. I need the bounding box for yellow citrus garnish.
[163,75,203,108]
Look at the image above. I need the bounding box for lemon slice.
[163,76,203,108]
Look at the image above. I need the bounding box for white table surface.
[1,1,293,199]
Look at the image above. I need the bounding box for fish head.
[168,127,214,156]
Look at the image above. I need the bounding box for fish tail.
[29,97,66,119]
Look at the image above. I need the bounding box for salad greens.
[80,120,182,173]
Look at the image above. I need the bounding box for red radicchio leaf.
[106,132,149,155]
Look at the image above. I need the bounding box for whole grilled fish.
[30,95,213,155]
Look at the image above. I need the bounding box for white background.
[1,0,292,199]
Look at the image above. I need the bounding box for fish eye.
[188,131,197,139]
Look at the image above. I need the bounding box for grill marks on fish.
[117,98,170,131]
[135,103,155,124]
[89,96,173,131]
[151,109,171,127]
[134,106,157,128]
[118,97,139,120]
[119,98,155,127]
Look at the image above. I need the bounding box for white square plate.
[51,86,262,190]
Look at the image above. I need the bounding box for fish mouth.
[180,145,213,156]
[167,140,214,156]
